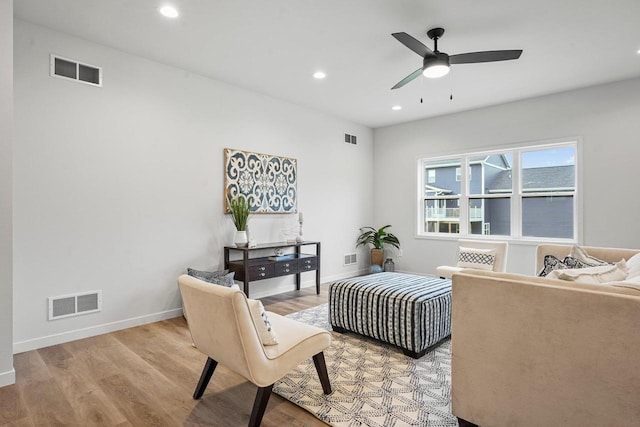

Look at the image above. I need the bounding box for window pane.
[427,169,436,183]
[424,198,460,234]
[521,147,575,193]
[522,196,574,238]
[473,153,513,195]
[469,197,511,235]
[423,159,462,196]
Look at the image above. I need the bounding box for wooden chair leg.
[312,352,332,395]
[457,417,479,427]
[193,357,218,399]
[248,384,273,427]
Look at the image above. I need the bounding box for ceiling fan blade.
[391,67,424,90]
[449,50,522,64]
[392,32,435,58]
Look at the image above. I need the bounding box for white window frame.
[455,166,472,182]
[416,139,581,243]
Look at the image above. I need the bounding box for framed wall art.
[224,148,297,214]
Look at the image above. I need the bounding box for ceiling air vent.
[50,54,102,87]
[344,133,357,145]
[48,290,102,320]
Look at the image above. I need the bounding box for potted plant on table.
[228,195,251,247]
[356,225,400,267]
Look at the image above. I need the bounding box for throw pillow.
[247,299,279,346]
[537,255,599,277]
[548,260,628,284]
[612,274,640,293]
[456,247,496,271]
[626,253,640,279]
[187,268,236,287]
[569,245,609,266]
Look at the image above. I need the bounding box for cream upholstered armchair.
[178,274,332,427]
[436,239,509,279]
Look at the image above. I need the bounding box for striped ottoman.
[329,272,452,358]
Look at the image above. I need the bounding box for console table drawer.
[248,264,274,280]
[299,257,317,271]
[274,261,298,277]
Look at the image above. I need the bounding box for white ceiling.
[14,0,640,128]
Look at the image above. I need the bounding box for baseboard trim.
[0,368,16,387]
[13,308,184,354]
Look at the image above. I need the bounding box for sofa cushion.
[457,247,496,271]
[547,260,628,284]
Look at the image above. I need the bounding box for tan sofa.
[451,244,640,427]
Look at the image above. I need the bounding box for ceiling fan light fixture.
[159,5,179,18]
[422,53,450,78]
[423,64,450,78]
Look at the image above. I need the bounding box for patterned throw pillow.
[457,247,496,271]
[247,299,279,346]
[187,268,236,287]
[537,255,598,277]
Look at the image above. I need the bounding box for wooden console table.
[224,241,321,298]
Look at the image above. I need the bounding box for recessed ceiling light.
[392,105,402,111]
[637,48,640,54]
[313,71,326,79]
[159,5,179,18]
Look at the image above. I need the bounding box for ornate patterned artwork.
[224,148,297,214]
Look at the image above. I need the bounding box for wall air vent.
[344,253,357,266]
[48,290,102,320]
[50,54,102,87]
[344,133,357,145]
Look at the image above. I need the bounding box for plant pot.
[370,248,384,267]
[235,230,248,248]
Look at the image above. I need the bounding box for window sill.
[414,233,578,246]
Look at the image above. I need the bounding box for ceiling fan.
[391,27,522,89]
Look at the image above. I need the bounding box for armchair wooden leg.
[248,384,273,427]
[312,352,332,395]
[457,417,479,427]
[193,357,218,399]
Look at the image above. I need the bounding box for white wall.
[13,20,374,352]
[374,77,640,275]
[0,0,15,386]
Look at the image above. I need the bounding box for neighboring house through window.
[419,141,578,241]
[427,169,436,183]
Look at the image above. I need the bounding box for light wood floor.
[1,287,328,426]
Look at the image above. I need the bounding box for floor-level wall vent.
[48,290,102,320]
[344,253,357,266]
[50,54,102,87]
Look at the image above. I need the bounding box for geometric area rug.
[273,304,458,427]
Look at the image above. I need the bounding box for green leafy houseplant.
[356,225,400,250]
[228,195,250,231]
